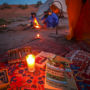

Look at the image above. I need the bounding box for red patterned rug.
[65,50,90,90]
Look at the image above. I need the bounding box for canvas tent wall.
[37,0,54,16]
[53,0,67,13]
[37,0,67,17]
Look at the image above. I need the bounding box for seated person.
[41,10,59,28]
[29,12,39,27]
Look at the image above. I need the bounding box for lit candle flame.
[26,54,35,72]
[36,33,40,38]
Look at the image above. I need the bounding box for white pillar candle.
[26,54,35,72]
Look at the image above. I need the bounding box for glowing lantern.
[33,18,40,29]
[26,54,35,72]
[36,33,40,39]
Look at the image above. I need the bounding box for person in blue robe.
[41,11,59,28]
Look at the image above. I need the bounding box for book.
[0,69,10,89]
[45,56,77,90]
[35,51,56,68]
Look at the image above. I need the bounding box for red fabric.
[0,62,45,90]
[74,0,90,40]
[65,50,90,89]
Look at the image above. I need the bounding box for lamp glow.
[26,54,35,72]
[36,33,40,38]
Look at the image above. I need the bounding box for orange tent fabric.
[66,0,83,40]
[74,0,90,41]
[66,0,90,41]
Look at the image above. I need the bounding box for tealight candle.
[36,33,40,39]
[26,54,35,72]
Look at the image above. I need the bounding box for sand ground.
[0,5,82,56]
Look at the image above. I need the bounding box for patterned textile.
[0,62,45,90]
[78,41,90,53]
[0,50,90,90]
[65,50,90,90]
[65,44,81,52]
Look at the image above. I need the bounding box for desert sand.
[0,5,38,19]
[0,4,75,56]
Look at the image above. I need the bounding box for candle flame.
[26,54,35,64]
[37,33,40,38]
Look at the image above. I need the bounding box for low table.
[0,51,77,90]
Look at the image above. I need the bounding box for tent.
[37,0,67,17]
[37,0,90,42]
[66,0,90,42]
[37,0,54,16]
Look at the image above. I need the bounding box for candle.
[36,33,40,39]
[26,54,35,72]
